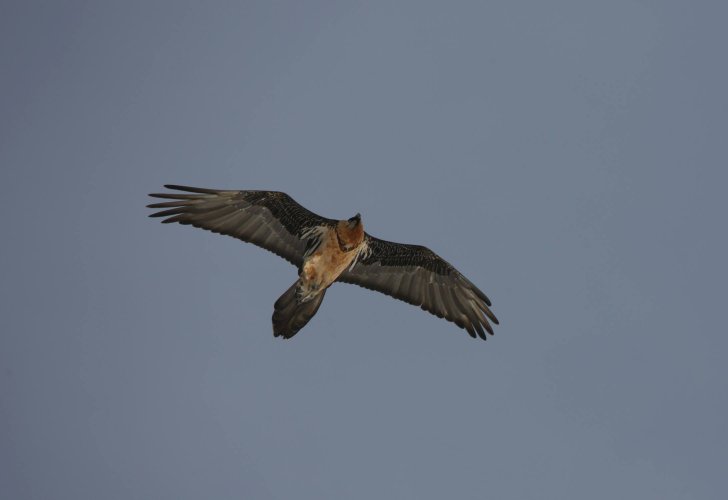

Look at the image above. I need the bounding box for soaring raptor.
[148,185,499,340]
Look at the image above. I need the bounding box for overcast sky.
[1,1,727,499]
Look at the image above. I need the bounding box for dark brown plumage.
[148,185,499,340]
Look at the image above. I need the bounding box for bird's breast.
[301,229,361,292]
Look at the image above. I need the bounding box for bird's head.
[347,213,362,229]
[336,213,364,252]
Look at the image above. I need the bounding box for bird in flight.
[147,185,499,340]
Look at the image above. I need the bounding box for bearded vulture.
[147,185,499,340]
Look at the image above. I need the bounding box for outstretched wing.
[338,235,499,339]
[147,185,335,267]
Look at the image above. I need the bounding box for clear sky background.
[1,1,726,499]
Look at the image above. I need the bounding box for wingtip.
[163,184,219,194]
[474,321,488,340]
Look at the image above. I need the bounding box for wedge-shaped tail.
[272,281,327,338]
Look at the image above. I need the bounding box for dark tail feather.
[272,281,326,339]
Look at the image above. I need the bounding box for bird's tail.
[272,280,327,339]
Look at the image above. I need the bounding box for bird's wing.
[147,185,336,267]
[338,235,499,339]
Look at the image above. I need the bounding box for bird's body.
[299,217,365,301]
[148,185,499,340]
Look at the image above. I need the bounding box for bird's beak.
[348,213,361,227]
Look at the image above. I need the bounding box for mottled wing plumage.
[147,185,335,267]
[338,235,499,339]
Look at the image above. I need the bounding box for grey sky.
[1,1,726,499]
